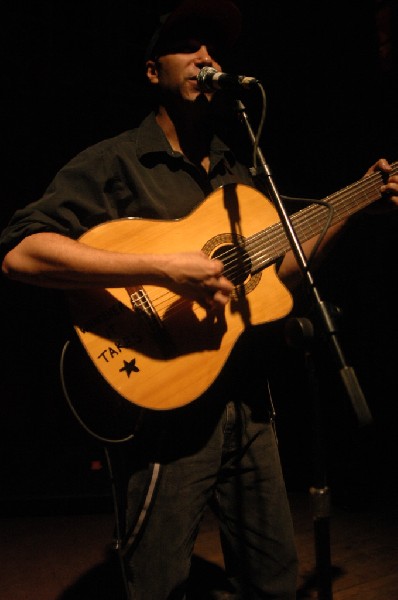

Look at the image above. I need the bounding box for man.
[1,1,397,598]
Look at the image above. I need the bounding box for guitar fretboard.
[248,162,398,272]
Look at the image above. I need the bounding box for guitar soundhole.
[212,244,250,286]
[203,234,262,298]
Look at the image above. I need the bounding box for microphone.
[197,66,259,92]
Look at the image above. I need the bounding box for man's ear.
[146,60,159,84]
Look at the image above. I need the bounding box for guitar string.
[157,166,392,319]
[248,166,394,263]
[236,166,394,275]
[252,182,371,265]
[131,165,396,324]
[132,166,394,322]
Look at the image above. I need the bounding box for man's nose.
[194,45,213,68]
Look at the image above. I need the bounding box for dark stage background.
[1,0,397,514]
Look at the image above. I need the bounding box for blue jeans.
[114,378,298,600]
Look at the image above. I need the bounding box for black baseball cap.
[145,0,242,60]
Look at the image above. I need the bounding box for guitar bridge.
[128,286,176,358]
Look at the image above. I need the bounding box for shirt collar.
[136,112,172,159]
[136,111,232,165]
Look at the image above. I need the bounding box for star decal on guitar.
[119,358,140,377]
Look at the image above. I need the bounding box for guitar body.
[68,184,293,411]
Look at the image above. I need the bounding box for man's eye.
[169,41,201,54]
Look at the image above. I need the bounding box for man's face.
[146,37,224,102]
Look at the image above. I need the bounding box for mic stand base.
[286,316,334,600]
[310,485,333,600]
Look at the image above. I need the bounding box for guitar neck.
[253,161,398,269]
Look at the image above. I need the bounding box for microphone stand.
[235,98,372,600]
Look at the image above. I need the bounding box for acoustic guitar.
[65,164,396,420]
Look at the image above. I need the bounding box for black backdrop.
[1,0,397,514]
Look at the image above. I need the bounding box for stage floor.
[0,491,397,599]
